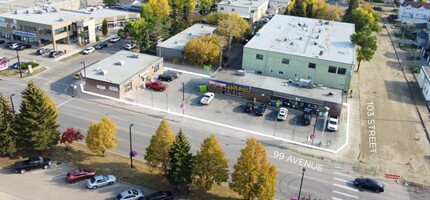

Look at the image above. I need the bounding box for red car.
[66,168,95,183]
[145,81,169,91]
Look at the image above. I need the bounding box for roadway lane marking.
[57,98,74,108]
[332,197,343,200]
[332,190,358,199]
[334,171,354,178]
[333,183,359,192]
[334,177,349,183]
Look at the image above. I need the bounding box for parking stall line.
[332,197,343,200]
[333,183,359,192]
[334,177,349,183]
[332,190,359,199]
[334,171,354,178]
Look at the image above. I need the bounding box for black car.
[163,70,180,79]
[244,102,255,113]
[146,191,174,200]
[302,108,312,126]
[354,178,385,193]
[49,50,64,58]
[0,40,5,44]
[95,42,108,49]
[158,74,174,82]
[15,43,32,51]
[36,48,51,55]
[255,103,266,116]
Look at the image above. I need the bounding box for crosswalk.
[331,171,360,200]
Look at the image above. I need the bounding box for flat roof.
[423,66,430,80]
[0,7,88,25]
[83,51,162,84]
[245,14,355,64]
[157,23,216,50]
[212,70,343,104]
[218,0,269,8]
[83,7,138,20]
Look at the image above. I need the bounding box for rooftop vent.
[174,41,178,44]
[324,21,330,25]
[315,35,319,39]
[298,22,302,27]
[131,53,139,58]
[14,10,18,14]
[36,10,44,14]
[290,41,294,45]
[338,51,348,54]
[299,37,302,40]
[116,61,125,66]
[319,51,323,56]
[188,33,192,35]
[201,25,204,28]
[256,32,260,37]
[58,18,64,22]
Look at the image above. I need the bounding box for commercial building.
[418,66,430,101]
[242,14,355,91]
[398,0,430,24]
[209,70,343,116]
[0,6,139,49]
[81,51,163,99]
[217,0,269,23]
[156,23,216,61]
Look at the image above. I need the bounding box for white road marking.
[332,190,359,199]
[332,197,343,200]
[334,177,349,183]
[334,165,343,169]
[57,98,74,108]
[334,171,354,178]
[333,183,359,192]
[51,176,65,180]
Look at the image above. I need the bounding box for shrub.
[173,57,180,64]
[96,35,100,42]
[21,61,39,70]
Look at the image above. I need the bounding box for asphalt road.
[0,44,411,200]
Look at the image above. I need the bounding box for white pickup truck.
[327,116,339,131]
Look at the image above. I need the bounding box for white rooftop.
[0,7,88,25]
[157,23,216,50]
[83,51,162,84]
[245,14,356,64]
[83,7,138,20]
[218,0,269,8]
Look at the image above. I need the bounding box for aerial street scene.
[1,0,430,199]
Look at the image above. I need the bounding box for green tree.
[216,13,250,49]
[0,94,17,156]
[351,28,378,72]
[117,28,125,38]
[103,0,120,6]
[184,35,221,66]
[170,0,197,34]
[290,0,307,17]
[343,8,379,33]
[306,3,314,18]
[102,18,108,36]
[230,138,278,200]
[166,129,193,187]
[85,117,118,156]
[127,18,152,52]
[198,0,212,11]
[315,4,344,21]
[206,12,229,25]
[17,81,60,151]
[192,135,229,190]
[144,120,176,174]
[345,0,359,15]
[360,3,381,32]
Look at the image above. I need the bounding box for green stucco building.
[242,15,356,91]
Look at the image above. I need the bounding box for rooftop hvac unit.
[299,79,313,88]
[131,53,139,58]
[116,61,125,66]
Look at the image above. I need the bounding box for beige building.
[82,51,164,99]
[0,6,139,49]
[217,0,269,23]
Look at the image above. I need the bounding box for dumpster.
[203,65,212,71]
[199,85,208,92]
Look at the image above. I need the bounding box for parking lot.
[0,163,150,200]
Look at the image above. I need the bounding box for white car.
[82,47,95,55]
[200,92,215,105]
[327,116,339,131]
[276,107,288,121]
[86,175,116,189]
[116,189,145,200]
[124,43,136,50]
[110,36,121,43]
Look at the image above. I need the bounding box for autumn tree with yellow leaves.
[85,117,118,156]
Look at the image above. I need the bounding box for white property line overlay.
[79,82,350,154]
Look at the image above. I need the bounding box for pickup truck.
[14,156,52,174]
[327,116,339,131]
[145,81,169,91]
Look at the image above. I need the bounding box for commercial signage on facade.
[209,80,251,92]
[12,30,36,38]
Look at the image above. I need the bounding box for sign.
[209,80,251,92]
[12,30,36,38]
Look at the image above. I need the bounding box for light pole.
[15,50,22,78]
[182,82,185,115]
[9,94,15,112]
[321,107,330,144]
[129,123,134,169]
[219,45,223,68]
[297,168,306,200]
[273,118,277,136]
[80,61,87,78]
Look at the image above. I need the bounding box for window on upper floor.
[308,63,316,69]
[220,7,224,10]
[282,58,290,64]
[337,68,346,75]
[328,66,337,73]
[256,54,263,60]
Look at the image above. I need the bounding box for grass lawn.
[0,69,20,76]
[0,143,242,200]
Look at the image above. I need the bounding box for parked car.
[116,189,145,200]
[15,43,32,50]
[327,116,339,131]
[200,92,215,105]
[262,17,270,24]
[145,81,169,91]
[158,74,174,82]
[244,102,255,113]
[82,47,95,54]
[9,62,26,69]
[163,70,180,79]
[110,36,121,43]
[277,107,288,121]
[146,191,174,200]
[49,50,64,58]
[8,43,19,50]
[255,104,267,116]
[95,42,108,49]
[124,43,136,50]
[86,175,116,189]
[302,108,312,126]
[354,178,385,193]
[14,156,52,174]
[66,168,95,183]
[0,57,9,71]
[36,48,51,55]
[5,42,15,48]
[0,40,5,44]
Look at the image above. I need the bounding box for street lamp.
[80,61,87,78]
[9,93,15,112]
[129,123,134,169]
[182,82,185,115]
[321,107,330,144]
[15,50,22,78]
[219,45,223,68]
[297,168,306,200]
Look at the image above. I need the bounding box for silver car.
[276,107,288,121]
[86,175,116,189]
[116,189,145,200]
